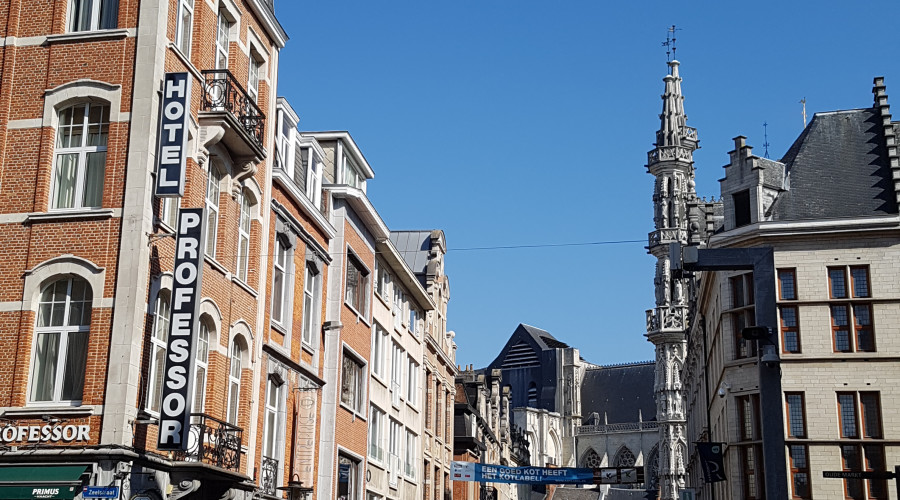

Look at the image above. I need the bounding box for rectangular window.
[789,445,811,499]
[345,252,370,316]
[860,392,882,439]
[388,419,402,487]
[375,261,391,300]
[738,394,761,441]
[733,189,751,228]
[780,306,801,353]
[405,430,417,479]
[391,342,404,407]
[301,263,318,346]
[340,353,364,412]
[175,0,193,56]
[741,444,764,500]
[204,164,221,257]
[410,307,418,336]
[829,267,848,298]
[829,266,875,353]
[854,304,875,352]
[53,104,109,210]
[778,269,797,300]
[393,286,405,331]
[248,57,260,102]
[407,357,418,406]
[730,273,756,359]
[342,155,361,188]
[368,405,385,462]
[785,393,806,438]
[271,239,288,326]
[832,305,852,352]
[160,196,179,229]
[236,192,251,282]
[337,455,358,500]
[262,378,281,459]
[371,324,388,379]
[842,445,864,500]
[850,266,870,298]
[863,445,888,499]
[307,150,323,208]
[69,0,118,32]
[215,12,230,70]
[294,145,308,192]
[838,393,859,438]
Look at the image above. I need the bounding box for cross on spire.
[662,25,681,66]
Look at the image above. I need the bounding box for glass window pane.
[31,332,60,402]
[61,331,89,400]
[150,343,165,412]
[851,267,870,298]
[193,365,206,412]
[839,394,858,437]
[53,153,79,209]
[830,268,847,298]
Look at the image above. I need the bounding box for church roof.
[581,362,656,424]
[770,108,898,220]
[487,324,570,370]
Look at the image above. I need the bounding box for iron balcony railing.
[201,69,266,149]
[174,413,243,472]
[260,455,279,495]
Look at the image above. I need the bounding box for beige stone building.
[670,72,900,499]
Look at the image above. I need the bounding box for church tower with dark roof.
[645,60,697,500]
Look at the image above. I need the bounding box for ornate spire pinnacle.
[656,61,694,150]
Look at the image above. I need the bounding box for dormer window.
[733,190,751,228]
[342,155,361,189]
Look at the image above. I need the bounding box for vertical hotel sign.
[157,208,206,450]
[155,72,192,197]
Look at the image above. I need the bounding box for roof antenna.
[763,122,770,159]
[800,98,807,128]
[662,25,681,71]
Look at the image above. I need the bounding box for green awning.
[0,466,87,500]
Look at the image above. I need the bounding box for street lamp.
[276,475,313,500]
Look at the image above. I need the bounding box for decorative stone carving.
[230,157,257,198]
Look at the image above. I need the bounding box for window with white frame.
[174,0,193,56]
[236,191,251,282]
[160,196,179,229]
[215,11,231,70]
[390,342,404,407]
[248,57,261,102]
[337,455,359,500]
[276,113,292,173]
[30,278,92,403]
[340,352,365,413]
[52,103,109,209]
[271,238,289,326]
[368,405,385,463]
[392,286,404,331]
[306,150,323,207]
[68,0,118,32]
[344,252,370,316]
[371,324,388,380]
[204,163,222,257]
[341,154,361,189]
[375,261,391,300]
[404,430,417,479]
[226,341,243,424]
[388,419,402,486]
[301,262,318,346]
[192,320,210,415]
[146,291,170,412]
[263,377,281,459]
[409,307,418,336]
[406,357,418,406]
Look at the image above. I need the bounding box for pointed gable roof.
[487,324,569,370]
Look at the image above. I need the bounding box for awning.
[0,465,88,500]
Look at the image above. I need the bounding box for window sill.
[271,321,287,335]
[344,302,370,326]
[232,276,258,297]
[339,402,366,421]
[6,405,94,418]
[301,341,315,357]
[27,208,115,223]
[204,255,230,277]
[168,42,203,82]
[372,374,388,389]
[46,29,130,45]
[406,400,419,413]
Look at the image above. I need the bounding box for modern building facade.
[645,58,900,499]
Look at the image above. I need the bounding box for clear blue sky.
[275,1,900,369]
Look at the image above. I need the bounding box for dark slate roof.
[390,230,432,276]
[581,362,656,424]
[487,324,571,369]
[770,108,898,220]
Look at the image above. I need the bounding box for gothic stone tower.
[645,60,697,500]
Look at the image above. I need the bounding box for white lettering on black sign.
[155,72,192,197]
[158,208,205,450]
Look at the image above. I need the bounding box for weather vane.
[763,122,771,158]
[662,25,681,65]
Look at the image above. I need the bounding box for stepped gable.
[770,107,898,220]
[581,361,656,424]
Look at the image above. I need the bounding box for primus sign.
[157,208,206,450]
[155,72,192,197]
[0,424,90,443]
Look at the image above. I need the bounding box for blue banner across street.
[451,461,594,485]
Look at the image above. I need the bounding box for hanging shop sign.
[157,208,206,450]
[155,72,192,198]
[450,462,595,485]
[0,424,90,443]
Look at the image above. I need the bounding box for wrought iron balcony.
[201,69,266,152]
[260,455,279,495]
[173,413,243,472]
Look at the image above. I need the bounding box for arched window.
[236,190,252,282]
[647,445,660,489]
[146,291,170,412]
[614,446,637,467]
[582,449,603,469]
[31,277,92,403]
[52,103,109,209]
[226,340,243,424]
[193,319,210,414]
[527,382,538,407]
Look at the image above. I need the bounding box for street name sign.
[822,471,895,480]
